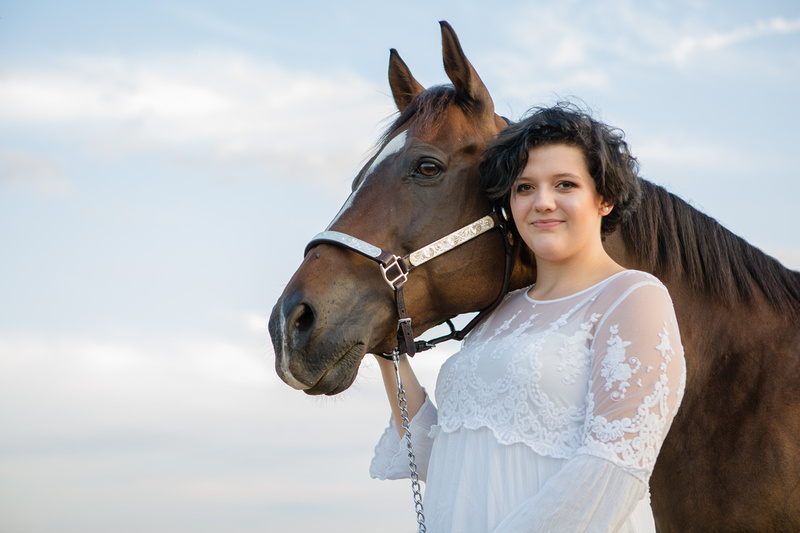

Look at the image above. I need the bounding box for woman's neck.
[528,248,625,301]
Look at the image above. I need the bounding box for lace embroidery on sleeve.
[656,324,674,368]
[600,324,641,401]
[585,380,668,473]
[585,317,682,474]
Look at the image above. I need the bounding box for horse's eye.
[417,162,441,177]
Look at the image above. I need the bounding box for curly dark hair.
[479,102,641,236]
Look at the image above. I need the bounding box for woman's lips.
[532,219,563,229]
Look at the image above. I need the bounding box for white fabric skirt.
[422,426,656,533]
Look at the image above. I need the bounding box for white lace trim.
[436,293,600,459]
[434,271,685,470]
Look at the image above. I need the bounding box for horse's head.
[269,22,509,395]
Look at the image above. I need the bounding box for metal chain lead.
[392,353,426,532]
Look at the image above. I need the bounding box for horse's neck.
[508,240,536,291]
[603,230,641,273]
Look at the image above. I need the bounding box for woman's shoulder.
[603,269,667,293]
[499,285,535,305]
[598,269,675,316]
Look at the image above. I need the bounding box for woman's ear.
[600,204,613,216]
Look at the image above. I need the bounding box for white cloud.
[632,137,759,181]
[243,310,269,335]
[549,31,588,68]
[492,4,610,91]
[166,4,267,44]
[0,333,275,431]
[635,138,730,167]
[0,149,70,195]
[491,2,800,89]
[668,16,800,65]
[0,63,226,125]
[0,51,395,187]
[0,331,433,531]
[479,1,679,98]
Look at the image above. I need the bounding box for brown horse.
[269,21,800,532]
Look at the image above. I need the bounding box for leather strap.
[303,207,513,359]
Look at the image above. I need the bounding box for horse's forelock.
[381,85,458,144]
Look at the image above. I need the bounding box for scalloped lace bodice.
[434,270,685,473]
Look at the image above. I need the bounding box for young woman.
[370,103,686,532]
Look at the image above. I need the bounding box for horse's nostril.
[277,297,318,357]
[294,303,315,334]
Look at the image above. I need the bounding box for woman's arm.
[374,353,428,437]
[370,354,438,482]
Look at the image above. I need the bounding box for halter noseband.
[304,208,514,359]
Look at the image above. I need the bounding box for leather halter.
[304,207,514,359]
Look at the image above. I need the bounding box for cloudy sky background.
[1,1,799,532]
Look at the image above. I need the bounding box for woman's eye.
[557,181,576,190]
[516,183,533,193]
[417,162,441,177]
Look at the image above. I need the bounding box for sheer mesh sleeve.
[582,281,685,478]
[491,281,685,532]
[369,394,437,482]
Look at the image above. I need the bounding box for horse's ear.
[388,48,425,113]
[439,20,495,117]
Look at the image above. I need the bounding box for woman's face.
[510,144,609,266]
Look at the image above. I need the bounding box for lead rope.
[392,352,426,532]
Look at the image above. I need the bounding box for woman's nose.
[533,189,555,212]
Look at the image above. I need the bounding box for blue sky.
[1,1,799,532]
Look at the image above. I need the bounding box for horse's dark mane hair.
[382,85,457,144]
[622,180,800,316]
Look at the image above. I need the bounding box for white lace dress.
[370,270,686,532]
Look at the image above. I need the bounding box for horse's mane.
[622,180,800,317]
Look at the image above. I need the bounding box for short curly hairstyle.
[479,102,641,236]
